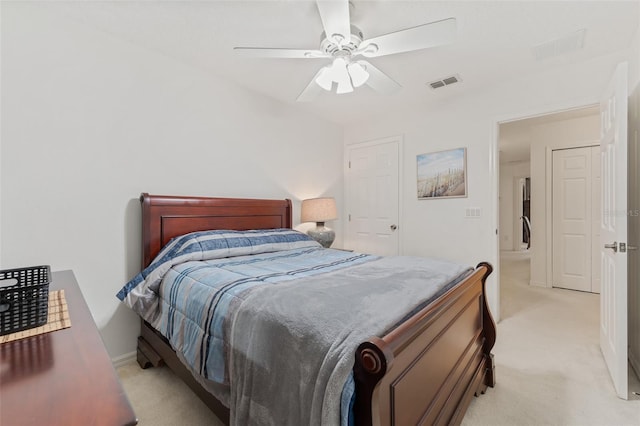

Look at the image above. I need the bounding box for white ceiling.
[46,1,639,124]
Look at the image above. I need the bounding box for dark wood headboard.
[140,193,293,268]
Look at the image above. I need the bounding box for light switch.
[465,207,481,218]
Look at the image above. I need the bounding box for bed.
[123,193,495,426]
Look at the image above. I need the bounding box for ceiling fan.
[234,0,456,102]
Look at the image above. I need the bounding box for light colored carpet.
[462,251,640,425]
[117,360,223,426]
[117,252,640,425]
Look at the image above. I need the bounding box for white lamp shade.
[301,197,338,223]
[314,58,369,94]
[315,67,333,91]
[333,58,353,94]
[336,79,354,94]
[347,62,370,87]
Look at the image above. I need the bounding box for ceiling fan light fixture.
[336,78,354,94]
[347,62,369,87]
[236,2,458,102]
[315,67,333,91]
[332,58,353,94]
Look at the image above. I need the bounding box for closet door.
[345,137,400,255]
[590,145,601,293]
[552,146,594,292]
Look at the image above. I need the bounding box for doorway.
[343,136,402,255]
[495,67,640,399]
[498,105,600,320]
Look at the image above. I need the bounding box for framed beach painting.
[417,147,467,199]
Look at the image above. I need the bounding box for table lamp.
[301,197,337,248]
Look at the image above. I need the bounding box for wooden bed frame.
[135,193,496,426]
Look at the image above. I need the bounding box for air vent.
[532,29,586,61]
[428,74,462,90]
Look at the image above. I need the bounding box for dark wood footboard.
[354,262,495,426]
[133,193,495,426]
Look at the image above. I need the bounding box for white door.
[600,62,628,400]
[591,146,601,294]
[552,147,593,292]
[345,138,400,255]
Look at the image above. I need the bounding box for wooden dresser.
[0,270,137,425]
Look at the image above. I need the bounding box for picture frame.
[417,147,467,199]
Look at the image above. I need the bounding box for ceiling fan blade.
[297,68,327,102]
[360,61,401,95]
[359,18,456,58]
[316,0,351,45]
[234,47,330,59]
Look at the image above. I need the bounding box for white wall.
[0,4,3,267]
[528,115,600,287]
[499,161,530,251]
[0,3,344,360]
[345,48,630,321]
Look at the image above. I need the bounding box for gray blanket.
[228,255,471,426]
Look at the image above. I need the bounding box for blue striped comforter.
[117,228,376,383]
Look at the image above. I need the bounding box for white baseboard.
[112,351,136,368]
[529,280,548,288]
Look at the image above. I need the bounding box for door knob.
[604,242,618,252]
[390,224,397,231]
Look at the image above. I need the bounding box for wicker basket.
[0,265,51,336]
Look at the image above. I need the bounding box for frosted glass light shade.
[315,58,367,95]
[347,62,369,87]
[336,79,354,94]
[301,197,338,223]
[315,67,333,91]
